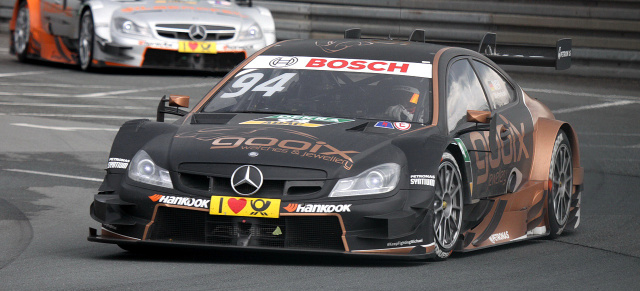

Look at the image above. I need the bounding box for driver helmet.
[390,84,420,113]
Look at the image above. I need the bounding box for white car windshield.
[202,56,432,123]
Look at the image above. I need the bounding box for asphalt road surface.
[0,34,639,290]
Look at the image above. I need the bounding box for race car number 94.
[220,73,297,98]
[210,196,281,218]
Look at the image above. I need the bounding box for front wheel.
[13,1,30,62]
[78,9,95,71]
[547,130,573,238]
[433,151,464,260]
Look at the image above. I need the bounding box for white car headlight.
[128,150,173,188]
[239,24,262,40]
[114,17,150,36]
[329,163,400,197]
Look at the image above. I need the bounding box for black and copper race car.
[89,29,583,260]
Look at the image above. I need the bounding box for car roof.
[262,39,450,64]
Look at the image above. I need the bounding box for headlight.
[329,163,400,197]
[239,24,262,40]
[114,17,150,36]
[127,150,173,188]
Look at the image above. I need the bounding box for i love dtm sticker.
[210,196,281,218]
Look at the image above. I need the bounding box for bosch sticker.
[245,56,432,78]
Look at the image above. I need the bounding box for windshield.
[202,56,433,123]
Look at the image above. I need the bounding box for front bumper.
[89,181,436,259]
[93,34,263,71]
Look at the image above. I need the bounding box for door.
[444,57,492,199]
[41,0,80,37]
[471,60,534,195]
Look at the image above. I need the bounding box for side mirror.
[466,110,491,124]
[157,95,190,122]
[169,95,189,108]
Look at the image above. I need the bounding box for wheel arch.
[446,143,473,204]
[74,5,93,39]
[10,0,43,29]
[529,117,582,189]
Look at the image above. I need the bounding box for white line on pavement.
[0,82,130,89]
[581,143,640,149]
[524,88,640,101]
[76,82,212,97]
[592,158,640,162]
[0,71,52,77]
[0,102,148,110]
[11,123,120,131]
[577,132,640,137]
[4,169,102,182]
[0,112,153,119]
[552,100,635,114]
[0,92,160,100]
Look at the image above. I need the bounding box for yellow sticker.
[178,41,217,54]
[409,93,420,104]
[240,120,324,127]
[210,196,281,218]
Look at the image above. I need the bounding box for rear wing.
[344,29,572,70]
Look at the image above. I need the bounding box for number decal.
[220,73,297,98]
[252,73,297,97]
[220,73,264,98]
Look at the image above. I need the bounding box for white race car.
[9,0,275,71]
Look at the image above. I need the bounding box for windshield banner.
[245,56,432,78]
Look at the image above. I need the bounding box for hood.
[115,0,248,26]
[166,113,422,179]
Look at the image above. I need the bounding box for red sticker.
[227,198,247,214]
[394,122,411,131]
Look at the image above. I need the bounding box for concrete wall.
[0,0,13,32]
[254,0,640,78]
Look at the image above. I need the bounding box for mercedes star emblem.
[188,24,207,41]
[231,165,263,196]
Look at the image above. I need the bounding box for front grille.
[147,207,345,251]
[177,174,323,197]
[177,164,326,197]
[142,49,245,71]
[155,24,235,41]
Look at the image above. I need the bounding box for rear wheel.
[13,1,30,61]
[433,152,463,260]
[547,130,572,238]
[78,9,95,71]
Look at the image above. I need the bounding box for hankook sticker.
[282,203,352,213]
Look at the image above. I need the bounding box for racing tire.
[78,9,95,71]
[547,130,572,238]
[432,151,464,260]
[13,1,30,62]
